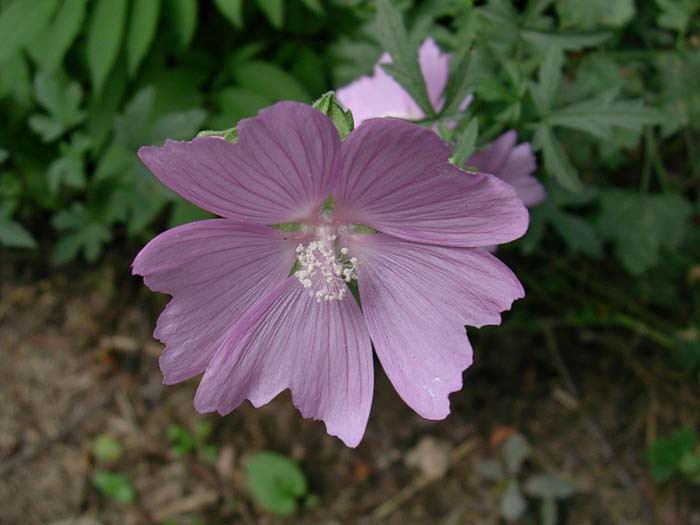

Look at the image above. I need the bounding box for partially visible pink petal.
[336,63,424,126]
[498,143,546,207]
[466,130,517,175]
[467,131,546,208]
[349,234,524,419]
[193,279,373,448]
[334,119,529,248]
[132,220,299,384]
[418,37,449,112]
[138,102,340,225]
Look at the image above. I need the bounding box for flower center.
[294,232,358,302]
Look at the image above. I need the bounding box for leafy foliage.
[480,432,576,524]
[0,0,697,376]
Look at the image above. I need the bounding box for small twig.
[367,438,476,522]
[0,390,113,476]
[542,324,655,517]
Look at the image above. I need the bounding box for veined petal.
[336,55,424,126]
[132,220,299,384]
[349,234,524,419]
[193,279,373,448]
[468,131,546,208]
[138,102,341,225]
[334,119,529,247]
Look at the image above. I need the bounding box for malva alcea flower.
[336,37,545,209]
[133,101,528,447]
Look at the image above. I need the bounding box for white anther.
[293,235,358,302]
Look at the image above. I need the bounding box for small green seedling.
[92,433,123,462]
[246,451,312,516]
[167,420,217,461]
[648,427,700,484]
[480,432,576,524]
[92,469,136,504]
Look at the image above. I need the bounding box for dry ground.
[0,256,697,525]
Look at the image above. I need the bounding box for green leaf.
[441,47,477,118]
[598,190,693,274]
[656,0,699,33]
[0,216,37,249]
[500,480,527,521]
[547,94,662,140]
[86,0,128,94]
[233,61,311,102]
[126,0,161,75]
[647,427,698,483]
[524,473,576,499]
[27,0,89,72]
[28,72,86,142]
[556,0,635,29]
[256,0,284,28]
[300,0,324,15]
[150,109,207,142]
[549,210,603,259]
[451,118,478,166]
[247,451,308,516]
[0,53,31,104]
[92,470,136,504]
[47,134,90,193]
[167,424,198,456]
[214,0,244,28]
[679,447,700,483]
[529,46,563,114]
[501,433,531,475]
[312,91,355,140]
[521,29,612,51]
[374,0,434,117]
[51,204,111,265]
[0,0,60,63]
[165,0,197,49]
[533,126,582,192]
[93,434,123,462]
[656,51,700,135]
[196,127,239,142]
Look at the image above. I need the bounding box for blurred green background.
[1,0,699,523]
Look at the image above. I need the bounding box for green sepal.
[312,91,354,140]
[270,222,303,232]
[196,126,238,142]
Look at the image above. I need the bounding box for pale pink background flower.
[133,102,528,447]
[336,37,450,124]
[336,38,545,209]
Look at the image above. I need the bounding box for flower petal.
[334,119,529,247]
[418,37,449,112]
[498,143,546,207]
[468,131,545,208]
[466,130,517,175]
[349,234,524,419]
[138,102,340,224]
[132,220,298,384]
[193,279,373,447]
[336,55,424,126]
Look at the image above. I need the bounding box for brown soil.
[0,257,697,525]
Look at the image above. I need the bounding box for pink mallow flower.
[336,37,545,208]
[133,102,528,447]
